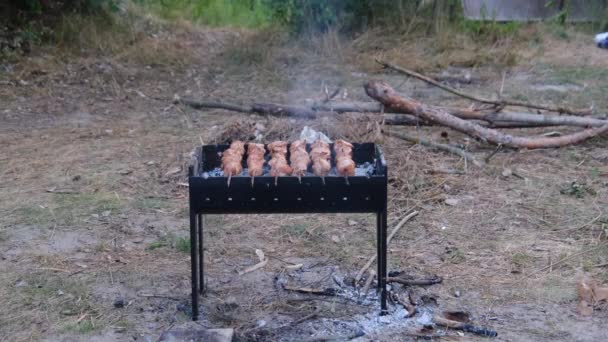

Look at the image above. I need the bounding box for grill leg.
[377,210,388,314]
[376,211,382,292]
[198,214,204,293]
[190,211,199,321]
[380,208,388,314]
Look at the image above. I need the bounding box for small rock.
[379,315,392,324]
[348,219,358,226]
[164,166,181,177]
[57,290,65,296]
[331,235,340,243]
[444,198,460,206]
[502,168,512,177]
[105,129,114,135]
[256,320,267,328]
[452,288,461,297]
[146,161,156,166]
[72,175,81,181]
[114,297,125,308]
[61,309,76,316]
[15,280,28,288]
[101,210,111,217]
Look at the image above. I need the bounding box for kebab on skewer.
[221,140,245,187]
[267,141,292,186]
[247,143,266,187]
[333,139,355,184]
[310,140,331,184]
[289,139,310,183]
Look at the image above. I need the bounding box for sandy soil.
[1,26,608,342]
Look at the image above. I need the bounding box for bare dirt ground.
[1,24,608,341]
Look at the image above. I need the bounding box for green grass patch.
[135,0,273,28]
[63,319,95,334]
[174,236,190,253]
[546,66,608,85]
[147,233,190,253]
[12,192,121,227]
[135,197,172,211]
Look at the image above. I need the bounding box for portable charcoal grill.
[188,142,388,320]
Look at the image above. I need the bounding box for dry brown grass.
[2,18,608,341]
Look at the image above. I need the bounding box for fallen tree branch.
[433,315,498,338]
[180,98,608,129]
[238,249,268,276]
[355,211,419,283]
[376,59,593,115]
[365,80,608,149]
[360,270,376,298]
[179,99,251,113]
[283,285,337,296]
[390,291,417,317]
[387,274,443,286]
[388,129,483,167]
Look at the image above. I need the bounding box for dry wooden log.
[376,59,593,116]
[180,99,608,132]
[389,291,417,317]
[251,103,316,118]
[365,80,608,149]
[283,285,337,296]
[432,315,498,337]
[387,274,443,286]
[179,98,608,129]
[465,111,608,128]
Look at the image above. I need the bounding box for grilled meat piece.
[221,140,245,177]
[310,140,331,177]
[333,139,355,176]
[247,143,265,177]
[289,139,310,177]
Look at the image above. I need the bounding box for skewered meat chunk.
[333,139,355,176]
[334,139,353,156]
[289,139,310,177]
[221,140,245,177]
[267,141,293,177]
[310,140,331,177]
[247,143,265,177]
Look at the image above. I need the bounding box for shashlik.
[221,140,245,186]
[267,141,292,185]
[310,140,331,178]
[289,139,311,181]
[247,143,265,186]
[333,139,355,177]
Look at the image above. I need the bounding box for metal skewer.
[321,177,325,185]
[227,175,232,188]
[298,175,302,184]
[251,176,254,187]
[344,176,350,186]
[274,176,278,186]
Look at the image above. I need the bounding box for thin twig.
[376,59,592,115]
[555,212,603,232]
[519,243,608,281]
[355,211,419,283]
[388,130,483,167]
[138,293,182,301]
